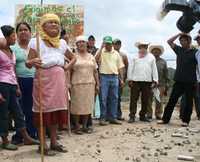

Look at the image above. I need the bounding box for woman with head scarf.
[0,25,38,151]
[70,36,99,134]
[26,13,76,155]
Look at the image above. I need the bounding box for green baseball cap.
[103,36,112,44]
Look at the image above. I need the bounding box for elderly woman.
[70,36,99,134]
[10,22,37,144]
[0,25,38,151]
[26,13,76,155]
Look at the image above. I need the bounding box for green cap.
[103,36,112,44]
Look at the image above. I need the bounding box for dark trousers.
[0,83,25,137]
[180,83,200,119]
[12,78,37,141]
[162,82,195,124]
[129,82,152,119]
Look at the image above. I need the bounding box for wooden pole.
[36,31,44,162]
[37,2,44,161]
[66,75,71,136]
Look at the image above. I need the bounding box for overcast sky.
[1,0,200,68]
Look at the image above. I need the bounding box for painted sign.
[15,4,84,46]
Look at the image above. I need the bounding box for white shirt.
[29,38,70,68]
[127,53,158,82]
[195,49,200,82]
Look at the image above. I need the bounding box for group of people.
[0,12,200,156]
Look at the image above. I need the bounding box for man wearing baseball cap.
[95,36,124,125]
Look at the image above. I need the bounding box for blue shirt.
[11,43,35,78]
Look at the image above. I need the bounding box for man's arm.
[167,33,181,49]
[95,43,104,64]
[122,54,129,81]
[152,58,159,84]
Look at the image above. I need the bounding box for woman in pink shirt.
[0,25,38,151]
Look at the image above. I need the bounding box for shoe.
[50,144,68,153]
[99,120,109,126]
[156,116,162,120]
[1,143,18,151]
[128,118,135,123]
[109,119,122,125]
[73,129,83,135]
[181,122,189,127]
[11,138,23,145]
[37,146,56,156]
[157,120,168,124]
[81,127,93,134]
[24,139,40,145]
[139,117,151,122]
[117,117,125,121]
[146,116,153,122]
[146,116,152,119]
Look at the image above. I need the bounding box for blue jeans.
[0,83,25,137]
[12,78,37,142]
[100,74,119,120]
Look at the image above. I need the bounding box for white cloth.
[28,38,70,68]
[152,88,160,103]
[127,53,158,82]
[196,49,200,82]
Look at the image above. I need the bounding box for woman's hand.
[16,87,21,97]
[28,58,42,68]
[128,81,133,88]
[95,84,100,95]
[0,93,6,104]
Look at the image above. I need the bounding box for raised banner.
[15,4,84,46]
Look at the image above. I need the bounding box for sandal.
[82,128,93,134]
[73,129,83,135]
[50,144,68,153]
[1,143,18,151]
[37,146,56,156]
[24,139,40,145]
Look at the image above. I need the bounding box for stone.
[96,144,100,148]
[135,157,141,162]
[154,134,161,138]
[147,153,152,156]
[177,155,194,161]
[96,149,101,154]
[125,157,130,160]
[141,153,145,158]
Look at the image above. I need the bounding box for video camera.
[158,0,200,33]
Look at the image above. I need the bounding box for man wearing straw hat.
[147,44,169,120]
[127,41,158,123]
